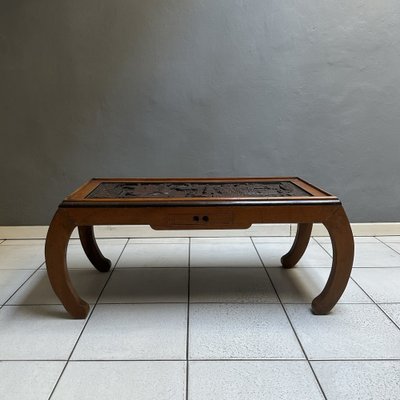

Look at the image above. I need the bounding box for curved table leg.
[311,206,354,315]
[78,226,112,272]
[45,209,89,319]
[281,223,313,268]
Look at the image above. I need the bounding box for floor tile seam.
[124,240,191,244]
[48,239,131,400]
[68,241,129,246]
[186,238,191,400]
[48,281,107,398]
[45,359,69,400]
[196,266,334,269]
[63,358,189,362]
[3,241,129,307]
[377,239,400,245]
[351,266,400,270]
[102,266,190,270]
[313,236,333,259]
[70,301,304,306]
[98,301,189,305]
[47,305,97,400]
[85,236,131,241]
[2,266,339,270]
[190,266,265,269]
[350,266,400,297]
[376,238,400,256]
[352,265,400,268]
[250,239,310,355]
[250,237,328,400]
[375,304,400,332]
[2,302,189,306]
[189,356,308,361]
[188,358,400,362]
[0,359,69,362]
[110,266,190,270]
[0,300,379,308]
[0,267,47,271]
[189,301,280,304]
[5,356,400,362]
[189,300,374,305]
[0,358,319,362]
[89,238,131,303]
[348,276,400,332]
[188,358,309,362]
[309,358,400,362]
[250,242,297,246]
[63,358,309,363]
[280,301,328,400]
[2,262,46,306]
[349,275,390,305]
[129,236,191,242]
[189,266,271,269]
[109,238,131,271]
[0,243,45,246]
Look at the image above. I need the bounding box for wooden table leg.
[311,206,354,314]
[78,226,111,272]
[45,209,89,319]
[281,223,313,268]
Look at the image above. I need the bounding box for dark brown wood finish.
[45,209,90,318]
[281,223,313,268]
[45,177,354,318]
[78,226,111,272]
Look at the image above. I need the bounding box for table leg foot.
[78,226,112,272]
[311,206,354,314]
[281,223,313,268]
[45,209,90,319]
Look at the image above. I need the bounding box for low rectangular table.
[45,177,354,318]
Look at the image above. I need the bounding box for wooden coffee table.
[45,177,354,318]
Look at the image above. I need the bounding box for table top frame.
[62,177,338,207]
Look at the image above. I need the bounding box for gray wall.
[1,0,400,225]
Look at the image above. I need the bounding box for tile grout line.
[186,237,191,400]
[2,260,47,307]
[346,267,400,333]
[369,304,400,333]
[313,237,334,259]
[357,236,400,267]
[47,237,130,400]
[0,300,380,307]
[250,237,328,400]
[351,277,400,329]
[171,357,400,362]
[257,234,400,353]
[4,235,399,397]
[376,236,400,257]
[46,307,97,400]
[3,357,400,362]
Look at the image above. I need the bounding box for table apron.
[59,204,342,229]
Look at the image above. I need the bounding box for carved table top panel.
[86,181,311,199]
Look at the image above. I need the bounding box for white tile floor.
[0,235,400,399]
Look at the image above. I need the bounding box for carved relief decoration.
[87,181,311,199]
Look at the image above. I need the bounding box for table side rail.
[58,203,343,230]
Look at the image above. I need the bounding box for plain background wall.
[1,0,400,225]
